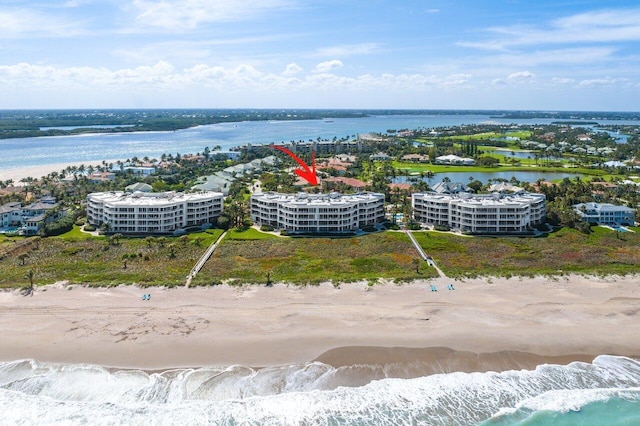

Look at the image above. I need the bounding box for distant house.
[123,166,156,176]
[435,155,475,165]
[401,154,430,163]
[369,152,392,161]
[317,156,353,173]
[323,177,367,190]
[0,199,61,235]
[88,172,116,183]
[192,173,233,195]
[489,183,524,193]
[125,182,153,193]
[602,161,627,168]
[431,181,473,194]
[388,183,411,192]
[573,202,635,226]
[0,202,22,227]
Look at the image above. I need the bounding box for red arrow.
[271,145,318,186]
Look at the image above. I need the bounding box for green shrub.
[45,214,75,236]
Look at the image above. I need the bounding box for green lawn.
[55,225,105,242]
[226,227,279,240]
[441,130,533,141]
[187,228,225,245]
[392,160,605,177]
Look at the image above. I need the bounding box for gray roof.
[125,182,153,192]
[574,202,635,213]
[431,181,473,194]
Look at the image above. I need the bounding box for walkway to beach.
[405,230,447,278]
[185,230,228,287]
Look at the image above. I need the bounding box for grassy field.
[412,227,640,278]
[391,161,604,177]
[440,131,533,141]
[225,227,279,240]
[3,224,639,288]
[0,227,224,288]
[193,232,437,286]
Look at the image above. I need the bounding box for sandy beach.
[0,160,114,184]
[0,275,638,372]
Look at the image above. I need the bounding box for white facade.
[1,200,60,235]
[412,192,546,233]
[251,192,385,233]
[573,203,635,226]
[0,202,23,227]
[435,155,475,165]
[87,191,223,234]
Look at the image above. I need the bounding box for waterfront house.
[573,203,635,226]
[435,155,475,165]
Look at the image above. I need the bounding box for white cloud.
[282,63,303,76]
[461,8,640,49]
[492,71,535,86]
[487,47,618,67]
[0,61,472,93]
[578,77,626,87]
[132,0,292,30]
[425,9,439,14]
[552,77,576,85]
[3,61,635,109]
[313,59,343,73]
[313,43,380,58]
[0,8,85,38]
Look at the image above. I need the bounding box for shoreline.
[0,160,117,183]
[1,274,639,373]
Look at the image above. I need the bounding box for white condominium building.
[87,191,223,234]
[412,192,546,233]
[251,192,385,233]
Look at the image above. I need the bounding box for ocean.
[2,355,639,425]
[1,113,636,173]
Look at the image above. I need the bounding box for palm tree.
[22,269,35,296]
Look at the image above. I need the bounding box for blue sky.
[0,0,639,110]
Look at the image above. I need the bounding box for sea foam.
[1,355,640,425]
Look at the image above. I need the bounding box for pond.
[393,170,582,185]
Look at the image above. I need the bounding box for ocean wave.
[1,355,640,425]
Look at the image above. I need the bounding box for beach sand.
[0,160,113,184]
[0,275,638,373]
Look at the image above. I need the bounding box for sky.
[0,0,639,111]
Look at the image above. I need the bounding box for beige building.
[87,191,223,234]
[412,192,546,233]
[251,192,385,233]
